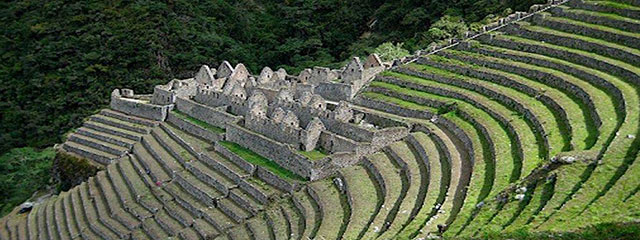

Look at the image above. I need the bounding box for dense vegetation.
[0,0,542,153]
[0,147,54,217]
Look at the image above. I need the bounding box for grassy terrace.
[470,40,631,150]
[340,165,379,240]
[459,35,620,151]
[219,141,307,182]
[311,180,346,240]
[171,110,226,134]
[298,149,328,161]
[378,141,426,239]
[450,11,640,234]
[360,152,404,240]
[362,88,495,237]
[425,51,576,152]
[520,24,640,66]
[545,15,640,39]
[377,71,542,183]
[398,132,445,239]
[406,59,566,157]
[506,34,640,232]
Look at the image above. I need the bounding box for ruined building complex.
[3,0,640,239]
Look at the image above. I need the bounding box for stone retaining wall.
[225,123,313,179]
[550,6,640,33]
[110,93,172,121]
[465,42,626,126]
[166,112,222,143]
[532,13,640,48]
[435,46,603,130]
[406,59,547,158]
[175,97,241,130]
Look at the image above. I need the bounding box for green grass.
[219,141,307,182]
[493,30,640,230]
[298,149,328,161]
[172,110,226,134]
[0,147,55,217]
[469,221,640,240]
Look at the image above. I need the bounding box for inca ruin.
[2,0,640,239]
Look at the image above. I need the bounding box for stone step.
[378,141,428,239]
[79,182,130,239]
[193,218,220,239]
[35,203,48,240]
[52,198,70,240]
[104,164,153,219]
[132,144,172,183]
[175,172,223,207]
[517,21,640,66]
[163,182,207,218]
[4,219,15,240]
[398,60,554,157]
[187,160,235,196]
[265,207,289,240]
[339,165,380,240]
[246,213,271,240]
[67,133,128,156]
[228,223,252,240]
[61,142,116,166]
[130,229,152,240]
[163,122,247,176]
[117,157,163,213]
[75,127,136,149]
[101,109,158,127]
[228,188,263,215]
[178,227,200,240]
[280,199,303,240]
[59,193,78,240]
[0,218,9,240]
[154,209,184,237]
[90,115,149,134]
[163,201,195,228]
[26,207,38,240]
[201,207,236,233]
[164,122,279,203]
[292,189,320,240]
[87,176,139,231]
[217,198,251,223]
[77,182,125,239]
[16,218,27,240]
[142,136,182,175]
[308,180,346,240]
[157,126,198,162]
[399,132,445,239]
[360,152,403,239]
[84,121,142,141]
[68,187,110,240]
[141,218,169,240]
[91,174,141,228]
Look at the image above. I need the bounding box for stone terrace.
[2,0,640,239]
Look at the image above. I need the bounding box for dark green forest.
[0,0,542,154]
